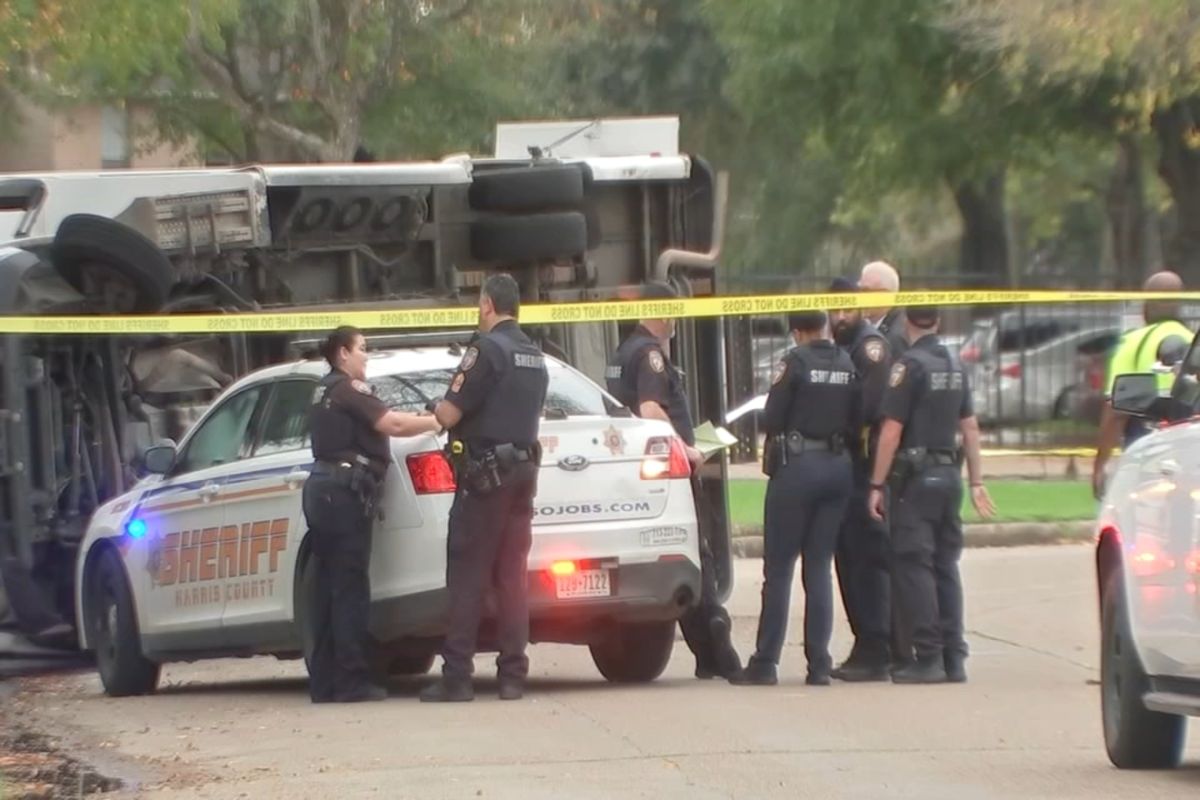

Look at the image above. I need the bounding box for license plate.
[555,569,611,599]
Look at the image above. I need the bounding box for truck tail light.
[406,451,456,494]
[641,436,691,480]
[1001,362,1022,379]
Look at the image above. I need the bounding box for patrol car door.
[137,384,268,650]
[217,378,318,649]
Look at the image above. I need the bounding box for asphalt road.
[4,544,1199,799]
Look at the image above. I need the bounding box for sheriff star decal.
[865,339,884,363]
[770,361,787,385]
[647,349,665,373]
[889,362,907,388]
[601,424,627,455]
[459,347,478,372]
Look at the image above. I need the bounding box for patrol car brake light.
[641,437,691,480]
[1000,363,1022,379]
[406,451,456,494]
[1131,539,1174,578]
[550,560,577,577]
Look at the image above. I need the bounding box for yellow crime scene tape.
[1,288,1199,336]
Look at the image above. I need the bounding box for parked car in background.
[959,307,1122,423]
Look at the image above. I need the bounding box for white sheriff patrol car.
[74,343,702,696]
[1096,330,1200,768]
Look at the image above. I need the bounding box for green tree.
[706,0,1100,287]
[947,0,1200,283]
[17,0,562,163]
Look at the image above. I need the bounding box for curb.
[729,520,1094,559]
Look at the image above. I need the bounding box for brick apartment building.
[0,96,201,173]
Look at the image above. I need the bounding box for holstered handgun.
[762,435,786,477]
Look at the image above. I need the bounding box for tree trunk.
[1106,133,1148,289]
[1153,97,1200,285]
[953,170,1011,289]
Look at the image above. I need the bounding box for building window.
[100,105,130,169]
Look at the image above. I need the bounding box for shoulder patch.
[889,362,907,388]
[770,361,787,385]
[647,349,665,373]
[450,372,466,393]
[351,379,373,395]
[864,339,884,363]
[459,346,479,372]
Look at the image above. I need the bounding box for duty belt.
[783,432,843,455]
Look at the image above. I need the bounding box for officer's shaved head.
[859,261,900,293]
[1143,270,1183,324]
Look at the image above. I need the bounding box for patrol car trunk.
[532,415,691,526]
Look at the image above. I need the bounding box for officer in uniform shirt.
[859,260,908,357]
[868,307,995,684]
[422,274,549,703]
[305,326,442,704]
[733,310,858,686]
[605,281,743,681]
[825,278,895,682]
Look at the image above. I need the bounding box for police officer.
[868,307,995,684]
[422,274,548,703]
[605,281,742,681]
[733,310,857,686]
[859,261,908,357]
[826,278,895,682]
[305,326,442,704]
[1092,270,1189,498]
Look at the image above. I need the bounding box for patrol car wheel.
[51,214,173,313]
[469,165,587,213]
[589,620,675,683]
[389,652,436,676]
[470,212,588,262]
[88,549,160,697]
[1100,572,1186,768]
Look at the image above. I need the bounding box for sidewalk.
[727,452,1089,481]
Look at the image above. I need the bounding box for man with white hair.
[859,261,908,358]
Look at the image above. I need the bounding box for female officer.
[304,326,441,703]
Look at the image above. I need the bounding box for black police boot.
[830,651,860,681]
[833,659,891,682]
[730,658,778,686]
[419,677,475,703]
[709,615,744,680]
[805,670,831,687]
[498,678,524,701]
[891,656,947,685]
[944,654,967,684]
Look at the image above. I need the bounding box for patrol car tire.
[588,620,675,683]
[470,212,588,263]
[468,165,586,213]
[88,549,160,697]
[389,652,436,676]
[296,552,318,674]
[51,214,174,313]
[1100,572,1186,769]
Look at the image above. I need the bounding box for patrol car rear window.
[371,363,616,417]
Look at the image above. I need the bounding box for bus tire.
[51,214,173,313]
[470,212,588,263]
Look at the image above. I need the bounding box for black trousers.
[440,464,537,682]
[752,451,852,674]
[678,474,741,677]
[834,470,893,665]
[889,465,966,663]
[302,476,373,701]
